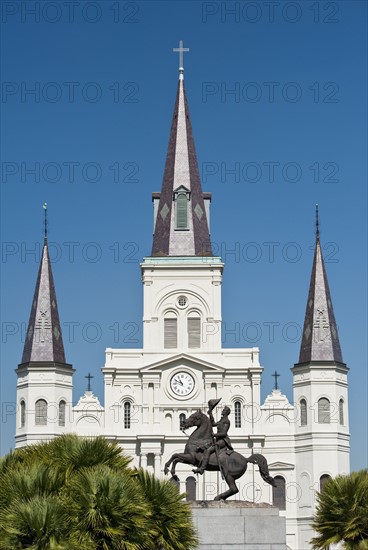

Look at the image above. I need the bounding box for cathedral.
[15,55,350,550]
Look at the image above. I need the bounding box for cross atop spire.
[43,202,48,241]
[173,40,189,80]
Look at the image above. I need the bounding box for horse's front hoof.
[164,466,169,475]
[214,496,224,501]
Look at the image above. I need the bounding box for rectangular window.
[176,194,188,229]
[188,317,201,348]
[164,318,177,348]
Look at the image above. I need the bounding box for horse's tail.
[247,453,277,487]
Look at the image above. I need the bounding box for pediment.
[268,461,295,471]
[174,185,190,194]
[140,353,225,374]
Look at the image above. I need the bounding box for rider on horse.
[193,404,233,475]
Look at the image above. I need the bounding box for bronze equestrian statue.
[164,398,276,501]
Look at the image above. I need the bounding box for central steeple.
[151,42,212,257]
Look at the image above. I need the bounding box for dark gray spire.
[21,236,66,364]
[298,208,343,363]
[151,74,212,257]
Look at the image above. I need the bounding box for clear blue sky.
[1,1,367,470]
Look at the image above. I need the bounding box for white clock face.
[170,372,195,397]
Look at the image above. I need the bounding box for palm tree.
[67,464,156,550]
[0,436,198,549]
[311,470,368,549]
[0,496,91,550]
[135,469,198,550]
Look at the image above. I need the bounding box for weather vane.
[173,40,189,78]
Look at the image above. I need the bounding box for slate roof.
[298,226,343,363]
[21,238,66,364]
[151,74,212,256]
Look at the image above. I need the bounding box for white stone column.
[154,453,161,477]
[140,453,147,469]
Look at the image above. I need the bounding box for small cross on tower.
[173,40,189,78]
[272,370,280,390]
[85,372,94,392]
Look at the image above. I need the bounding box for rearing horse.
[164,410,276,501]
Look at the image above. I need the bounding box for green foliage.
[311,470,368,550]
[0,435,198,550]
[136,469,198,550]
[67,465,154,549]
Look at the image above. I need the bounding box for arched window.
[59,400,66,427]
[124,402,131,429]
[176,192,188,229]
[300,399,307,426]
[234,401,241,428]
[186,476,197,502]
[318,398,330,424]
[179,413,186,430]
[20,400,26,428]
[187,313,201,348]
[272,476,286,511]
[339,399,344,425]
[35,399,47,426]
[164,315,177,349]
[320,474,331,492]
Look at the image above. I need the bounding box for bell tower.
[292,207,350,548]
[142,41,223,354]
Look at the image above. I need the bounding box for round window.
[177,296,188,308]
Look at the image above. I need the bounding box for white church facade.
[15,58,350,550]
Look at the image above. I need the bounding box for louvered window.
[59,400,66,426]
[188,317,200,348]
[300,399,307,426]
[318,398,330,424]
[35,399,47,426]
[176,193,188,229]
[20,400,26,427]
[234,401,241,428]
[164,317,177,349]
[339,399,344,425]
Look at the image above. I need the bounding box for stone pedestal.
[191,501,286,550]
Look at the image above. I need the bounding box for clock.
[170,371,195,397]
